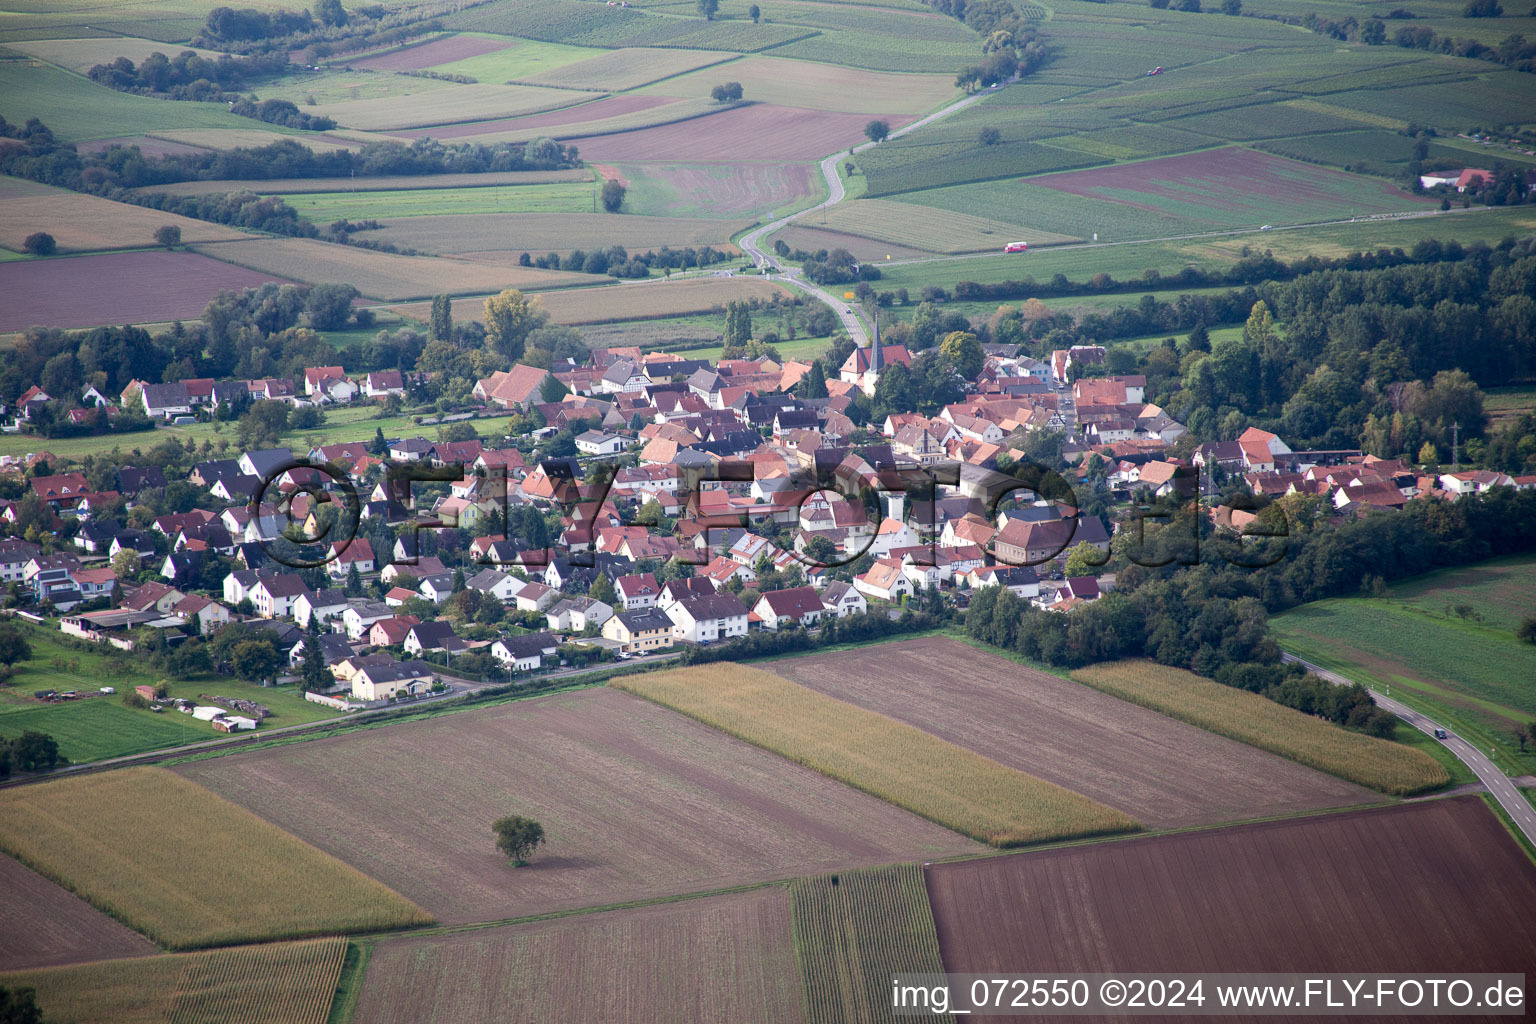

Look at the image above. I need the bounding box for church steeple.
[869,310,882,373]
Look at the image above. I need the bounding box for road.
[1282,653,1536,846]
[736,82,1005,348]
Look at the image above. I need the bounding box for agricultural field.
[520,46,736,91]
[578,104,913,163]
[384,95,692,142]
[103,127,361,152]
[1485,385,1536,432]
[0,175,247,254]
[361,210,748,257]
[636,56,958,116]
[445,0,814,52]
[926,798,1536,975]
[132,168,591,197]
[279,180,600,220]
[1070,661,1448,795]
[6,36,225,74]
[0,60,260,141]
[1272,555,1536,762]
[0,855,157,972]
[190,237,597,299]
[174,687,980,925]
[613,662,1140,846]
[0,249,290,333]
[534,276,789,324]
[618,162,818,218]
[0,768,430,948]
[772,637,1379,830]
[414,35,606,82]
[0,935,349,1024]
[351,889,806,1024]
[810,198,1078,254]
[308,83,601,132]
[789,864,945,1024]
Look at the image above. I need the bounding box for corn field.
[1071,662,1449,796]
[790,865,946,1024]
[613,666,1140,846]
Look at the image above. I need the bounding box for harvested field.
[352,889,806,1024]
[622,162,817,217]
[0,768,430,949]
[791,864,945,1024]
[397,276,787,326]
[815,198,1079,253]
[927,798,1536,994]
[346,32,514,71]
[77,134,211,158]
[174,687,979,925]
[775,225,934,262]
[522,45,735,91]
[280,181,598,220]
[362,211,747,256]
[0,936,348,1024]
[636,55,958,115]
[139,128,362,152]
[772,638,1379,830]
[310,84,601,131]
[0,179,248,253]
[614,664,1140,846]
[8,36,225,73]
[132,168,590,197]
[578,104,914,162]
[0,854,156,972]
[0,250,290,332]
[1071,661,1448,795]
[191,237,596,299]
[389,95,680,140]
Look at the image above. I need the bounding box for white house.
[854,560,913,603]
[820,580,867,618]
[575,430,627,456]
[293,588,349,630]
[545,596,613,632]
[490,632,559,672]
[665,591,749,643]
[249,575,309,619]
[753,586,825,630]
[351,659,435,701]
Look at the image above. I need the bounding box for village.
[3,331,1532,715]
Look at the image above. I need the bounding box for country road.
[737,81,1005,347]
[1282,652,1536,847]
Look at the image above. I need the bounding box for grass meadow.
[0,767,431,948]
[611,664,1142,847]
[1071,661,1448,796]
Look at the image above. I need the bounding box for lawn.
[612,663,1141,846]
[0,767,431,948]
[1070,661,1447,795]
[280,180,599,220]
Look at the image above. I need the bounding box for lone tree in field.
[697,0,719,18]
[22,231,54,255]
[979,126,1001,145]
[864,119,890,143]
[601,178,626,213]
[493,815,545,865]
[710,81,743,102]
[154,224,181,248]
[748,3,761,20]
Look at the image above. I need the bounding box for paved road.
[1282,652,1536,845]
[737,82,1005,348]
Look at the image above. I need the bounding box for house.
[72,566,118,601]
[342,601,395,640]
[615,572,661,610]
[249,574,310,619]
[404,621,467,656]
[513,581,557,612]
[965,564,1041,598]
[288,632,355,669]
[820,580,867,618]
[666,591,749,643]
[753,586,825,630]
[993,517,1109,566]
[30,473,91,508]
[854,559,914,603]
[293,588,349,630]
[491,632,560,672]
[474,365,553,410]
[466,568,523,603]
[326,538,375,580]
[546,596,614,632]
[140,382,193,419]
[369,615,420,648]
[303,366,346,396]
[418,573,456,605]
[237,449,293,481]
[363,370,406,398]
[0,539,41,583]
[602,608,675,653]
[387,437,435,462]
[172,593,230,634]
[575,430,627,456]
[25,554,85,608]
[351,659,435,701]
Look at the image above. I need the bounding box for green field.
[0,622,341,763]
[425,35,601,81]
[1272,555,1536,773]
[280,180,599,220]
[0,59,265,140]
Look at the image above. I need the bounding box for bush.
[1518,616,1536,644]
[22,231,55,255]
[154,224,181,248]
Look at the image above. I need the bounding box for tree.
[799,361,828,399]
[299,633,328,693]
[0,628,30,668]
[111,549,141,578]
[22,232,55,255]
[600,179,626,213]
[697,0,719,17]
[1518,616,1536,644]
[979,126,1001,145]
[154,224,182,248]
[306,282,360,331]
[429,294,452,343]
[864,119,890,143]
[723,301,752,347]
[492,815,546,865]
[483,289,546,361]
[1515,722,1531,753]
[710,81,743,102]
[0,985,45,1024]
[748,3,760,19]
[939,330,984,380]
[589,572,617,606]
[230,638,281,683]
[10,731,60,772]
[1220,0,1241,11]
[1463,0,1502,15]
[1064,540,1106,577]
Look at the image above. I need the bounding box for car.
[1434,728,1448,739]
[1260,224,1273,231]
[1003,241,1029,253]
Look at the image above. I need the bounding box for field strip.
[611,664,1141,847]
